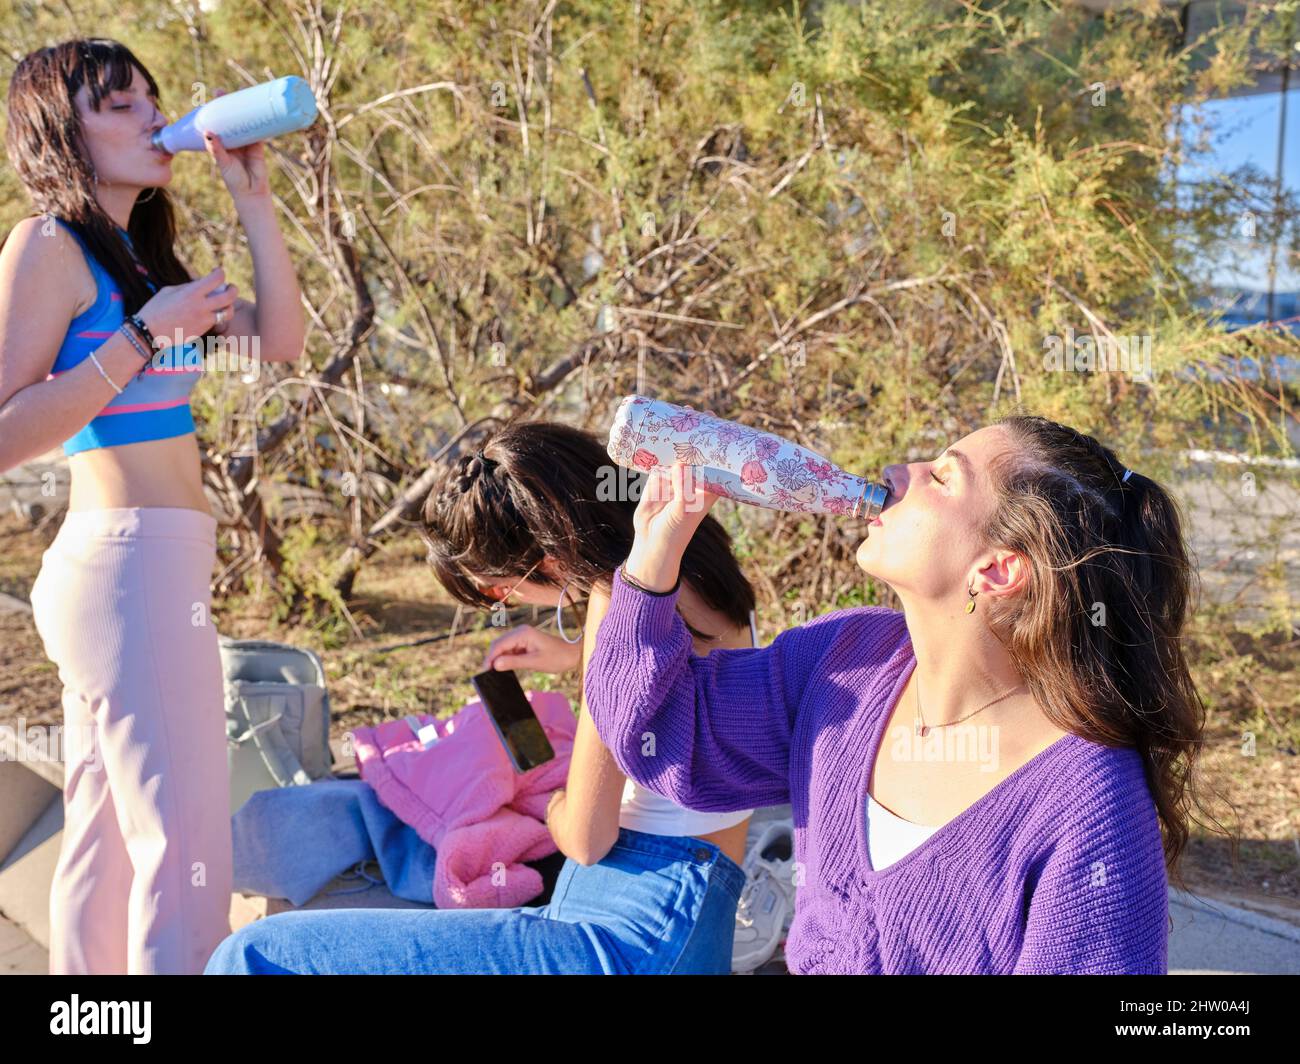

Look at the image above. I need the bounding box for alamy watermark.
[146,329,261,381]
[0,717,100,770]
[885,722,1001,773]
[1042,326,1152,383]
[594,462,712,511]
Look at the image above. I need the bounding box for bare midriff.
[67,432,211,515]
[693,819,750,868]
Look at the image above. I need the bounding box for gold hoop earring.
[965,584,978,614]
[137,186,158,203]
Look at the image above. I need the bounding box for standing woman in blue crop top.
[0,38,305,974]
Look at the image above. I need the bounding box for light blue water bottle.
[151,75,317,153]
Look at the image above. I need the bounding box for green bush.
[2,0,1295,623]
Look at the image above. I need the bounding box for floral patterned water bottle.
[606,395,888,519]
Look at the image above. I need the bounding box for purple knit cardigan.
[583,567,1169,974]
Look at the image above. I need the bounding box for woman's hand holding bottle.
[623,460,721,592]
[203,88,272,204]
[137,267,238,348]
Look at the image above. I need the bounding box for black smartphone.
[471,668,557,773]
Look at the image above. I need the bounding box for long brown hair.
[421,419,756,641]
[983,413,1221,885]
[4,38,199,323]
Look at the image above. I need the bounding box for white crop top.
[866,793,942,870]
[618,778,753,836]
[615,608,759,837]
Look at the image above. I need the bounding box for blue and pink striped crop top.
[46,217,203,456]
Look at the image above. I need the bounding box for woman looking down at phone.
[205,420,759,974]
[583,416,1209,974]
[434,423,757,876]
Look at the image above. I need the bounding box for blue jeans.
[205,828,746,974]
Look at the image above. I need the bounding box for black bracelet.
[618,564,681,597]
[117,322,153,376]
[125,314,157,353]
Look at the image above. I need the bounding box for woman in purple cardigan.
[583,413,1209,974]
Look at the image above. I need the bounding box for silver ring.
[214,308,227,327]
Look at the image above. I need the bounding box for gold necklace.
[913,670,1027,738]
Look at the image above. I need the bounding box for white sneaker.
[731,821,796,973]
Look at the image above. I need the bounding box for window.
[1174,1,1300,333]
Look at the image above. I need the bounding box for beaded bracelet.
[118,321,151,361]
[87,349,123,395]
[617,564,681,597]
[118,321,153,378]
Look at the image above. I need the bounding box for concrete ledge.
[0,751,60,863]
[0,724,64,790]
[1169,888,1300,974]
[0,730,65,953]
[0,910,46,974]
[0,591,34,615]
[1172,887,1300,942]
[0,799,61,949]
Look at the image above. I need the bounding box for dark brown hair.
[983,413,1219,885]
[4,38,200,323]
[421,419,756,640]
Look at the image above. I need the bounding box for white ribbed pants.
[30,507,232,974]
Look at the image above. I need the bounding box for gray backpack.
[219,636,335,814]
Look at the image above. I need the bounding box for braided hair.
[421,420,756,636]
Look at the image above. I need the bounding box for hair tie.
[453,451,484,494]
[1121,468,1133,483]
[452,448,505,497]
